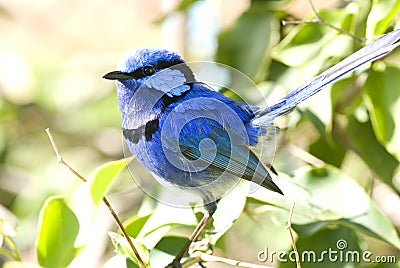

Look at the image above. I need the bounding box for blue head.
[103,48,195,118]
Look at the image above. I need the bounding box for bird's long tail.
[252,29,400,126]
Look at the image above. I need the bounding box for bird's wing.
[253,29,400,126]
[160,96,282,194]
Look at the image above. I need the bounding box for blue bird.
[104,29,400,267]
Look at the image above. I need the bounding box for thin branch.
[181,255,202,268]
[181,238,276,268]
[282,18,318,26]
[199,253,274,268]
[282,0,366,44]
[286,202,301,268]
[45,128,148,268]
[46,128,86,183]
[286,144,325,167]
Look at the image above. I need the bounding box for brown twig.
[286,202,301,268]
[45,128,148,268]
[286,144,325,167]
[283,0,366,44]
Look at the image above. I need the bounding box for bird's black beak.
[103,71,133,80]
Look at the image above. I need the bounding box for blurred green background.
[1,0,400,267]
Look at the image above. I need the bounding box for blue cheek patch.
[144,68,191,97]
[166,85,191,97]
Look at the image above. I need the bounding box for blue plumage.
[117,73,281,205]
[103,31,400,266]
[104,29,400,207]
[105,47,284,204]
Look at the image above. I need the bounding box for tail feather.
[252,29,400,126]
[260,175,283,195]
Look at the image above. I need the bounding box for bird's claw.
[165,259,182,268]
[188,238,212,256]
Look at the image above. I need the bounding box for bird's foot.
[165,239,212,268]
[165,258,182,268]
[188,238,212,256]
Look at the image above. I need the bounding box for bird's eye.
[142,66,155,76]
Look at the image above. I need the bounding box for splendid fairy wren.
[103,29,400,267]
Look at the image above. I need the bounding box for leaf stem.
[0,235,22,262]
[4,235,22,261]
[286,202,301,268]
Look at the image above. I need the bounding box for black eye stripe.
[156,59,184,70]
[126,66,154,79]
[125,58,187,80]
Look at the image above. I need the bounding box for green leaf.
[125,187,246,257]
[148,238,188,268]
[89,158,128,205]
[364,64,400,161]
[271,6,364,97]
[293,166,400,249]
[104,255,140,268]
[280,226,361,268]
[216,6,279,83]
[206,185,246,244]
[299,109,346,167]
[109,232,150,267]
[273,23,329,67]
[309,137,345,168]
[36,196,80,268]
[366,0,400,37]
[248,166,400,249]
[273,8,355,68]
[342,116,399,186]
[330,76,363,115]
[136,202,196,250]
[153,235,188,257]
[124,212,153,238]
